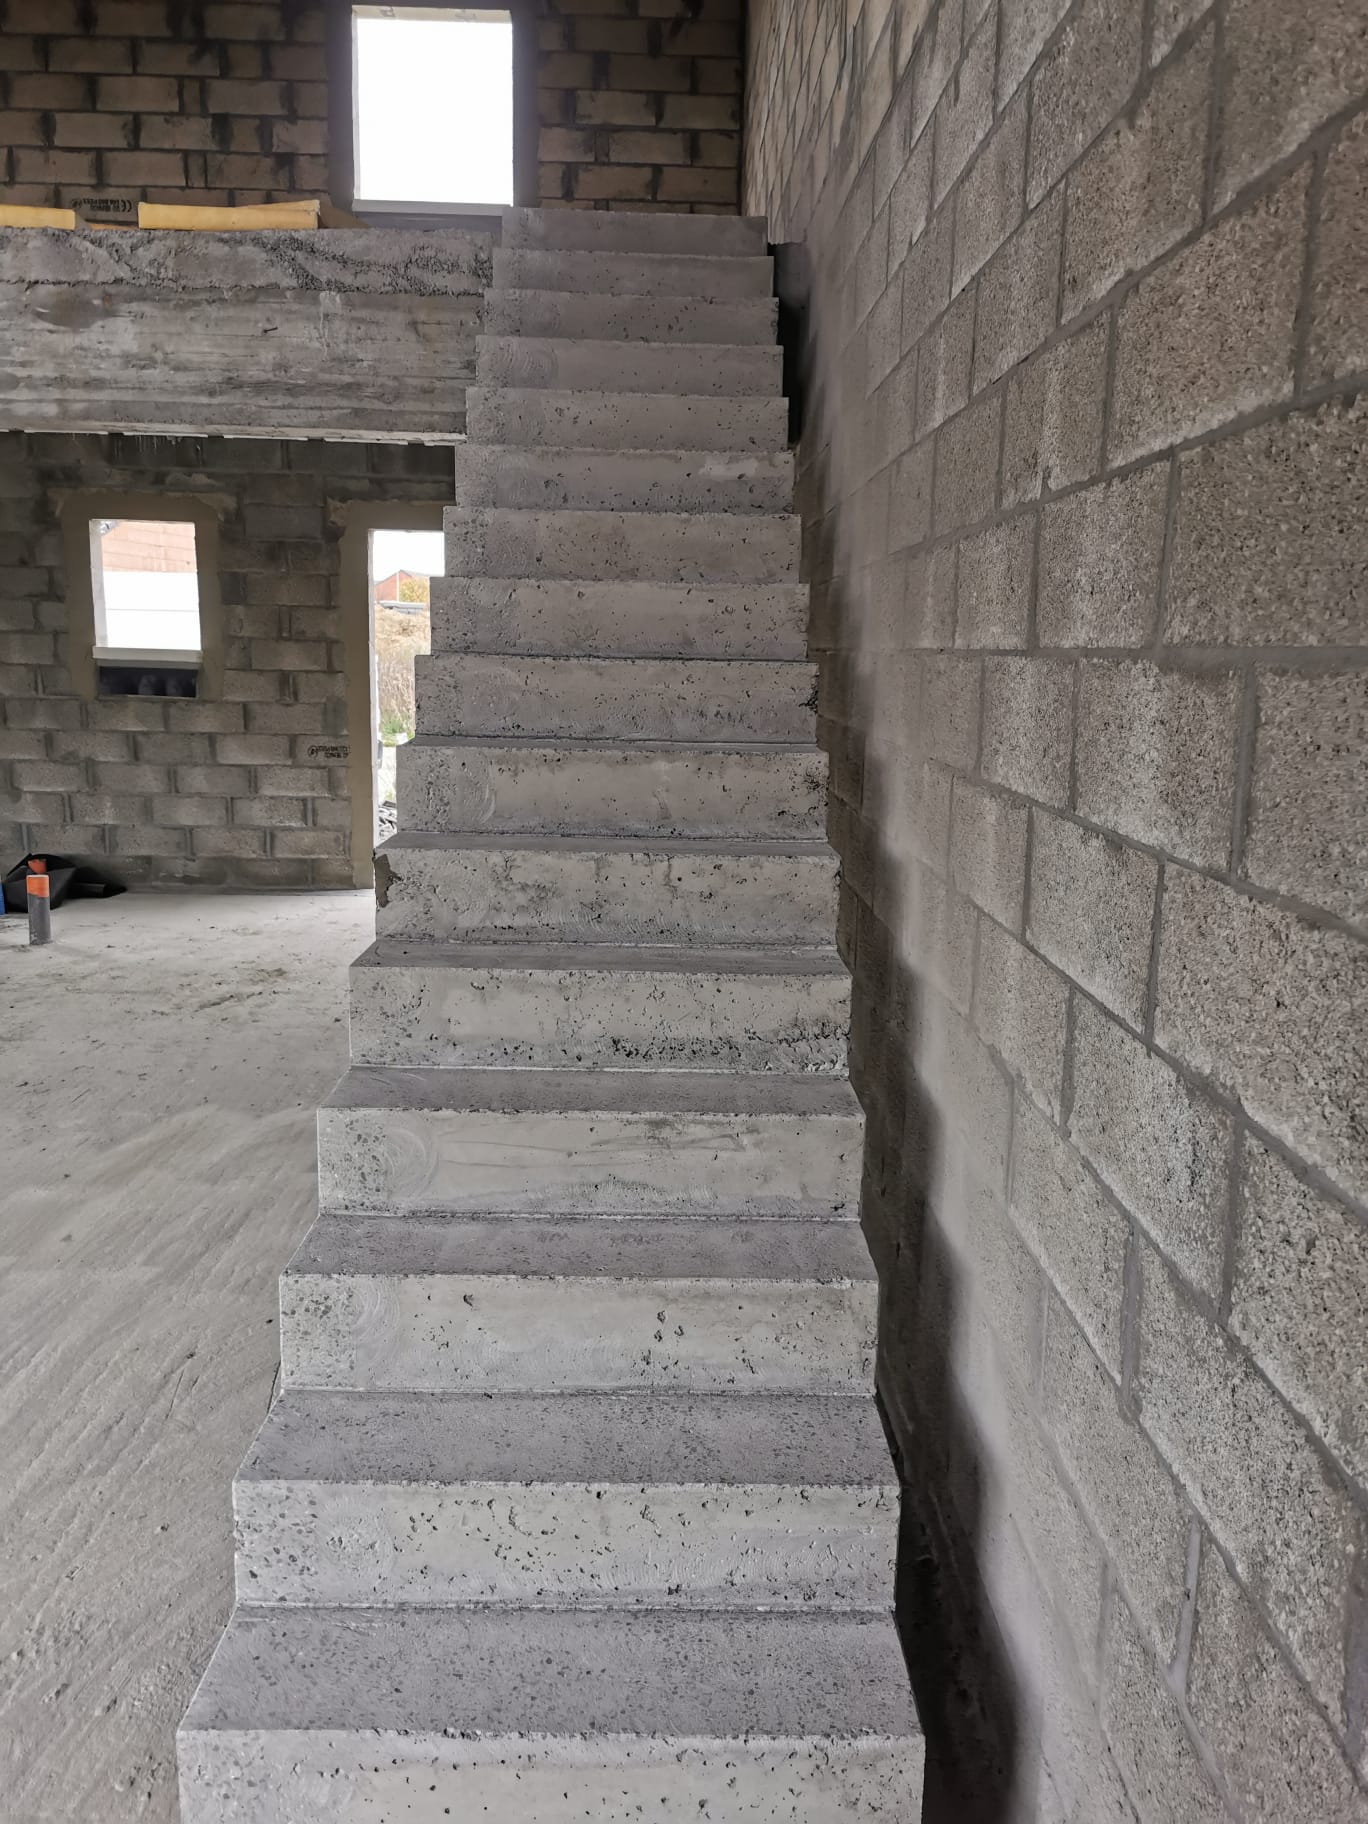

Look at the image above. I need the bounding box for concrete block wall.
[537,0,742,209]
[0,0,742,216]
[0,430,451,889]
[745,1,1368,1818]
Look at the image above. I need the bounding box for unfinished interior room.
[0,0,1364,1820]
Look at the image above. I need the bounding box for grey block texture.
[178,204,922,1817]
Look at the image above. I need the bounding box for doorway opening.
[351,6,515,213]
[368,526,445,844]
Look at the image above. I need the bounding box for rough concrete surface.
[0,890,372,1823]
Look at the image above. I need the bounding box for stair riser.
[373,845,840,947]
[476,336,782,398]
[415,655,815,742]
[466,387,788,451]
[492,247,775,299]
[501,208,770,257]
[451,444,795,514]
[180,1732,922,1823]
[483,289,778,345]
[234,1479,896,1609]
[316,1105,862,1217]
[280,1272,877,1395]
[348,959,850,1072]
[429,577,809,659]
[395,744,827,840]
[443,509,800,583]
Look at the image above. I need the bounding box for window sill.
[94,647,202,664]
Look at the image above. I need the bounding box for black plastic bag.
[2,853,125,915]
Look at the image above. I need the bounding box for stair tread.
[446,504,799,528]
[404,733,819,752]
[380,830,832,854]
[182,1605,918,1741]
[288,1215,877,1282]
[324,1065,861,1119]
[239,1388,894,1487]
[357,938,845,974]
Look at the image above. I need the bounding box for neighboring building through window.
[90,518,202,656]
[352,7,514,211]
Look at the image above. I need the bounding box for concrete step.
[493,245,775,299]
[414,654,815,742]
[483,287,778,344]
[466,385,788,451]
[442,507,800,582]
[373,831,840,947]
[234,1388,896,1608]
[474,335,782,398]
[348,940,850,1072]
[429,576,809,658]
[316,1066,863,1219]
[178,1606,924,1820]
[395,738,826,839]
[281,1214,876,1394]
[450,443,795,513]
[501,206,770,257]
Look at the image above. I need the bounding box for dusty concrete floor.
[0,891,374,1823]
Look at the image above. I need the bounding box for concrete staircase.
[178,207,924,1821]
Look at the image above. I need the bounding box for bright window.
[352,7,514,209]
[90,518,202,655]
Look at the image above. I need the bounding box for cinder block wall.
[745,1,1367,1818]
[0,0,741,214]
[0,431,451,889]
[537,0,741,209]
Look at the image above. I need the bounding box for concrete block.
[1075,661,1241,869]
[887,441,934,552]
[1215,0,1368,205]
[491,246,774,300]
[284,1213,874,1393]
[973,919,1068,1116]
[482,288,777,347]
[234,1388,894,1608]
[918,653,981,769]
[998,0,1072,105]
[1100,1594,1229,1824]
[1062,23,1211,315]
[429,576,808,660]
[980,657,1073,807]
[474,335,781,399]
[933,390,1001,533]
[466,386,789,452]
[450,444,795,515]
[932,9,996,204]
[350,941,849,1074]
[889,129,934,265]
[178,1608,923,1820]
[398,739,825,841]
[414,654,814,743]
[1232,1138,1368,1490]
[954,515,1033,649]
[1310,110,1368,383]
[1043,1305,1192,1659]
[1068,996,1229,1297]
[973,188,1064,390]
[923,1008,1013,1187]
[374,832,839,949]
[915,285,976,437]
[1002,316,1107,506]
[1027,0,1145,204]
[953,93,1028,294]
[1155,867,1366,1198]
[1037,463,1168,646]
[1190,1540,1368,1822]
[1110,167,1308,465]
[1135,1240,1360,1718]
[1011,1095,1126,1374]
[950,777,1029,930]
[1244,669,1366,923]
[1165,396,1368,645]
[900,207,954,354]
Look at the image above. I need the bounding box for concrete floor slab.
[0,890,372,1823]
